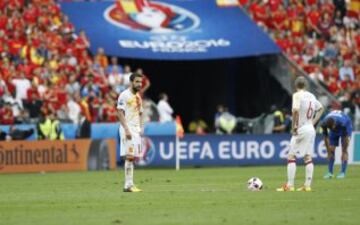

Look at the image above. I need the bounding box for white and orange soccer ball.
[247,177,263,191]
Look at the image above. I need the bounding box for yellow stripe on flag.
[118,0,140,13]
[216,0,239,7]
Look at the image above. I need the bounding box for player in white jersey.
[277,76,324,192]
[117,73,144,192]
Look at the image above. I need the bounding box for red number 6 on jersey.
[306,102,314,119]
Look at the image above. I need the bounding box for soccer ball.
[247,177,263,191]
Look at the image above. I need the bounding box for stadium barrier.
[0,139,116,174]
[352,132,360,165]
[138,133,358,167]
[1,123,358,167]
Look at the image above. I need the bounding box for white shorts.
[120,129,142,158]
[289,124,316,157]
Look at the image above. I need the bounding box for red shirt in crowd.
[0,106,14,125]
[26,86,40,102]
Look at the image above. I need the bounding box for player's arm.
[341,123,351,153]
[139,110,144,136]
[291,93,300,135]
[320,120,330,150]
[312,102,324,126]
[342,135,350,153]
[292,110,299,135]
[118,109,132,140]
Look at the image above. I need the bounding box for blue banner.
[60,0,280,60]
[138,134,329,167]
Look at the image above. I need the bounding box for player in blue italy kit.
[321,110,352,179]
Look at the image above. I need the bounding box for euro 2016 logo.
[137,136,156,166]
[104,0,200,33]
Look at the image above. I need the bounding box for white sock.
[124,160,134,188]
[287,161,296,187]
[305,162,314,187]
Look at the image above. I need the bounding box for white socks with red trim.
[305,162,314,187]
[124,160,134,188]
[287,160,296,187]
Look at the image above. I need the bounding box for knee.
[342,151,348,160]
[126,155,135,162]
[304,155,312,163]
[287,154,296,161]
[328,147,335,157]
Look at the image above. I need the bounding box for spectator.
[188,115,208,134]
[107,56,123,74]
[108,66,124,93]
[309,66,325,83]
[333,0,347,18]
[326,75,340,95]
[157,92,174,122]
[8,125,34,140]
[334,10,344,28]
[340,74,354,90]
[317,12,334,40]
[65,74,81,96]
[339,59,355,81]
[67,94,81,124]
[136,68,151,96]
[94,47,108,69]
[15,109,31,124]
[23,94,42,123]
[340,91,356,120]
[0,76,8,97]
[120,65,131,86]
[37,112,65,140]
[76,114,91,139]
[50,112,65,140]
[217,107,237,134]
[37,113,51,140]
[214,104,225,134]
[0,102,14,125]
[11,71,31,104]
[0,129,8,141]
[271,105,285,133]
[56,105,71,123]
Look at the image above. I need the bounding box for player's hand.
[292,127,298,136]
[125,129,132,140]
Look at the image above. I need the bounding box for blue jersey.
[321,111,352,146]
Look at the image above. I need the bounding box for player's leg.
[324,133,338,179]
[337,135,350,179]
[287,154,296,188]
[124,154,135,190]
[297,129,315,191]
[277,136,297,191]
[121,134,141,192]
[129,133,142,192]
[121,135,134,190]
[297,154,313,192]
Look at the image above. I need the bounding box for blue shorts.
[329,123,352,147]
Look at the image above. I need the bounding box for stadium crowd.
[0,0,154,126]
[0,0,359,133]
[242,0,360,125]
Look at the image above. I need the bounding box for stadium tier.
[0,0,359,132]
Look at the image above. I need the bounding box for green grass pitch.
[1,165,360,225]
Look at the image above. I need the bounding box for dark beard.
[132,86,140,93]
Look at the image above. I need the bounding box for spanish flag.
[216,0,240,7]
[349,0,360,16]
[116,0,145,14]
[175,115,184,138]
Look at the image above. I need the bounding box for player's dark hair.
[129,72,143,82]
[294,76,307,89]
[326,118,335,128]
[159,92,166,100]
